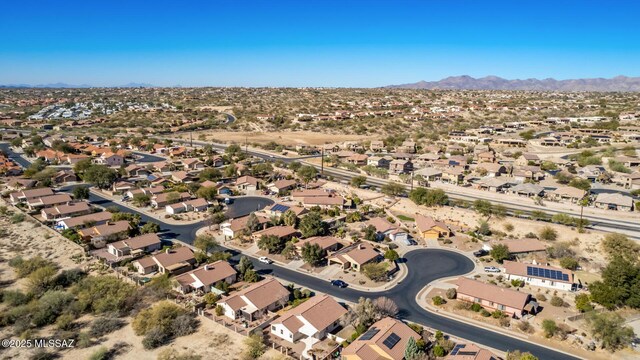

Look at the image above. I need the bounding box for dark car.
[330,280,348,288]
[473,249,488,257]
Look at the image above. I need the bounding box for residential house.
[515,153,541,166]
[151,192,191,208]
[124,164,151,177]
[342,317,420,360]
[346,154,369,166]
[456,277,532,318]
[26,194,72,211]
[251,225,299,242]
[9,187,54,204]
[133,246,196,275]
[294,236,342,255]
[389,159,413,175]
[370,140,385,152]
[171,171,194,183]
[125,186,164,200]
[367,156,392,169]
[165,198,209,215]
[503,261,576,292]
[52,170,77,184]
[268,179,297,195]
[474,178,514,193]
[236,175,260,193]
[107,233,162,258]
[415,214,451,240]
[302,195,345,209]
[78,220,130,248]
[112,181,135,194]
[271,294,347,343]
[173,261,237,294]
[327,243,381,271]
[55,211,112,230]
[366,217,408,243]
[509,183,545,197]
[264,203,308,218]
[445,343,500,360]
[220,214,270,239]
[441,168,465,185]
[414,167,442,184]
[217,277,290,321]
[95,152,124,167]
[546,186,587,203]
[512,166,546,182]
[475,163,506,177]
[41,201,91,222]
[181,158,206,171]
[623,172,640,190]
[594,192,634,211]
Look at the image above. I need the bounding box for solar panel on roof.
[359,327,379,341]
[451,344,466,355]
[382,333,401,349]
[271,204,290,212]
[526,266,570,282]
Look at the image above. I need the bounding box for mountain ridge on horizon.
[385,75,640,91]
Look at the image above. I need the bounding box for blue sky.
[1,0,638,87]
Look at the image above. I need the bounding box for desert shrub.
[432,296,445,305]
[11,213,25,223]
[171,315,199,337]
[90,317,126,337]
[537,294,547,302]
[542,319,558,338]
[539,226,558,241]
[550,296,565,307]
[1,289,33,306]
[517,321,534,333]
[480,309,491,317]
[9,256,57,278]
[471,303,483,312]
[491,310,505,319]
[215,305,224,316]
[73,276,136,315]
[445,288,457,300]
[55,313,75,331]
[89,346,109,360]
[510,279,524,288]
[499,317,511,327]
[31,290,75,327]
[243,333,266,359]
[142,327,168,349]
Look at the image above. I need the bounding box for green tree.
[473,199,493,217]
[362,262,388,282]
[73,186,90,200]
[140,222,160,234]
[587,312,635,352]
[569,178,591,191]
[404,337,422,360]
[296,165,318,186]
[350,176,367,188]
[258,234,286,254]
[301,243,325,266]
[74,158,93,175]
[237,256,254,278]
[132,193,151,207]
[196,186,217,201]
[282,209,298,227]
[299,212,326,238]
[589,256,640,309]
[84,165,118,189]
[541,319,558,338]
[519,129,535,140]
[194,234,219,253]
[243,333,266,359]
[490,244,511,263]
[559,257,579,270]
[506,350,539,360]
[575,293,593,312]
[601,233,640,261]
[381,182,406,196]
[384,249,400,261]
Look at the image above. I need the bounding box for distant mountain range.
[0,82,155,89]
[385,75,640,92]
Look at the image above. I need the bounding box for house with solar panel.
[342,317,420,360]
[503,261,577,291]
[446,342,500,360]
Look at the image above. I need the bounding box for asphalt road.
[225,196,274,218]
[1,141,580,359]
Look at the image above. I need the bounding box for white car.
[258,256,273,264]
[484,266,500,273]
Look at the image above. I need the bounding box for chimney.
[166,248,171,254]
[358,244,363,250]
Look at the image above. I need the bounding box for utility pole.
[321,147,324,176]
[245,135,248,156]
[410,170,414,192]
[189,131,193,148]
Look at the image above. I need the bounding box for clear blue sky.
[1,0,638,87]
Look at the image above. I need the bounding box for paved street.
[1,142,580,359]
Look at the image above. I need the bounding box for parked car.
[330,280,348,288]
[473,249,488,257]
[484,266,500,273]
[258,256,273,264]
